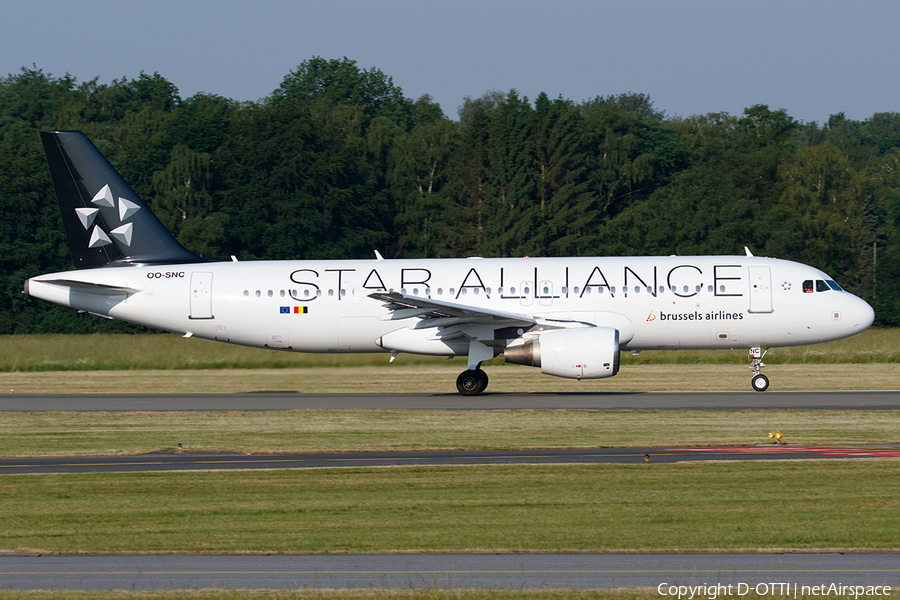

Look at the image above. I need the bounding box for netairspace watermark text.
[658,583,892,599]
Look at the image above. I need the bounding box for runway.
[2,390,899,411]
[2,553,899,591]
[3,445,900,474]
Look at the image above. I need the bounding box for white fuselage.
[26,255,875,356]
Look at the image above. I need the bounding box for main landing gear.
[457,368,489,396]
[749,346,769,392]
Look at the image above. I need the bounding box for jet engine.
[504,327,620,379]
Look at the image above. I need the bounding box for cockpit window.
[803,279,842,293]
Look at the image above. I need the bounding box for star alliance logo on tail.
[78,184,141,249]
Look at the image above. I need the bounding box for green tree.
[600,165,750,257]
[390,114,458,257]
[580,98,681,219]
[532,93,597,256]
[273,56,415,130]
[769,145,875,292]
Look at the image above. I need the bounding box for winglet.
[744,246,754,257]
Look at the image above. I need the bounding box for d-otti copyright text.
[658,583,891,599]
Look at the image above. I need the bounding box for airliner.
[25,131,875,395]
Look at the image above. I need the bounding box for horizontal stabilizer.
[33,278,142,294]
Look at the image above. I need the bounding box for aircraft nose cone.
[858,298,875,330]
[848,295,875,331]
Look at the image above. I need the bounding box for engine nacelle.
[504,327,620,379]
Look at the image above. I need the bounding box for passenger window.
[255,290,261,298]
[803,280,813,293]
[328,290,334,297]
[243,290,249,297]
[267,290,273,297]
[280,290,285,297]
[816,280,830,292]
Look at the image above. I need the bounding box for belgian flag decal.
[280,306,308,314]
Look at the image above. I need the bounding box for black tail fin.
[40,130,212,269]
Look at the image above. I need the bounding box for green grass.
[2,461,899,554]
[1,409,899,457]
[2,363,897,395]
[0,328,897,372]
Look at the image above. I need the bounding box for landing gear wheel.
[751,374,769,392]
[748,347,769,392]
[456,369,489,396]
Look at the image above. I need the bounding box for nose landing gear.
[749,347,769,392]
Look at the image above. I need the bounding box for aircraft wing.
[368,291,536,328]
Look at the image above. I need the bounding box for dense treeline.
[2,58,899,333]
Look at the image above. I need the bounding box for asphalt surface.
[2,390,899,411]
[2,553,899,590]
[4,445,900,475]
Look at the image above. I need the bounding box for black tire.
[751,374,769,392]
[456,369,488,396]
